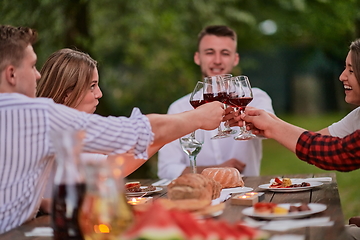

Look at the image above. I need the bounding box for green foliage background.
[2,0,360,222]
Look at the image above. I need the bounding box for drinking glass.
[79,157,134,240]
[203,75,229,139]
[189,81,205,109]
[188,81,205,140]
[219,74,237,135]
[228,75,257,140]
[179,129,204,173]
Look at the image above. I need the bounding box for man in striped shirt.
[0,25,224,233]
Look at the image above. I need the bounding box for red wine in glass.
[52,183,86,240]
[190,99,206,109]
[228,97,253,109]
[203,92,228,103]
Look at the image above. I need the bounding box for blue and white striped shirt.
[0,93,154,233]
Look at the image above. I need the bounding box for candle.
[231,192,259,206]
[127,197,147,206]
[245,192,258,196]
[127,197,153,206]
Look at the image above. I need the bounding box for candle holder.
[230,192,264,206]
[127,197,153,206]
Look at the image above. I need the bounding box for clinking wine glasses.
[203,75,230,139]
[228,75,257,140]
[219,74,237,135]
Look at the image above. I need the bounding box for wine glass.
[179,129,204,173]
[203,75,229,139]
[219,74,237,135]
[228,75,256,140]
[189,81,205,109]
[188,81,205,139]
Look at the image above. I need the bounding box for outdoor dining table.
[0,172,348,240]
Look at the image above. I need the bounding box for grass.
[261,112,360,223]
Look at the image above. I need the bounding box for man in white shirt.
[0,25,224,233]
[158,25,274,179]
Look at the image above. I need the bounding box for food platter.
[126,186,163,197]
[242,203,327,220]
[258,181,323,192]
[221,186,253,195]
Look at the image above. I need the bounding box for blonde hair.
[37,48,97,108]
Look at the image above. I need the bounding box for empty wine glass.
[179,129,204,173]
[228,75,256,140]
[203,75,229,139]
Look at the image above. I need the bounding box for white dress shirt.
[158,87,274,179]
[0,93,153,234]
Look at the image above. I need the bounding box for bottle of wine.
[51,130,86,240]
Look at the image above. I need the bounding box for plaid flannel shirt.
[296,130,360,172]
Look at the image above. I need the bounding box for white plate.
[125,186,163,197]
[221,186,253,195]
[242,203,327,220]
[197,210,224,219]
[258,181,323,192]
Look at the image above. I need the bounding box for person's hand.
[218,158,246,173]
[223,106,240,127]
[240,107,279,138]
[196,101,224,130]
[349,216,360,227]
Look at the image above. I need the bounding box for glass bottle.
[79,155,134,240]
[51,130,86,240]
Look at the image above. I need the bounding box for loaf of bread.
[167,173,221,201]
[201,167,244,189]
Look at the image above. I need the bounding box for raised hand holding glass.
[228,75,256,140]
[203,75,229,139]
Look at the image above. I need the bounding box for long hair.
[37,48,97,108]
[350,39,360,86]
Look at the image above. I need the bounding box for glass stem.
[189,155,197,174]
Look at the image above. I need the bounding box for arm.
[296,131,360,171]
[121,101,224,178]
[239,107,360,172]
[317,128,330,135]
[146,101,224,152]
[239,107,306,152]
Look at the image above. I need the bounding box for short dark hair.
[197,25,237,50]
[0,25,38,72]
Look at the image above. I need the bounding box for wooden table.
[0,172,348,240]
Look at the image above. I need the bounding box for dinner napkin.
[270,235,305,240]
[212,192,231,205]
[270,177,332,183]
[244,217,334,232]
[24,227,53,237]
[152,179,173,186]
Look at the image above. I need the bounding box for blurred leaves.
[1,0,359,116]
